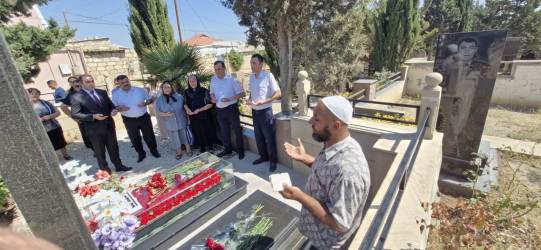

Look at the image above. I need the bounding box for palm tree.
[142,43,212,91]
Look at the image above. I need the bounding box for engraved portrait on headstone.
[434,30,508,163]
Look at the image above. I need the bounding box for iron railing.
[359,107,431,250]
[307,95,420,125]
[239,113,254,128]
[376,72,402,92]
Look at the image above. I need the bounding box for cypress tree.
[456,0,473,32]
[371,0,422,72]
[128,0,175,59]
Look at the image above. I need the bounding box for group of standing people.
[28,53,372,249]
[28,54,284,174]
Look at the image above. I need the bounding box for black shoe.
[252,157,269,165]
[200,148,207,154]
[269,162,277,172]
[100,166,113,173]
[116,166,132,172]
[137,154,146,163]
[238,151,245,160]
[151,151,161,158]
[216,151,232,157]
[209,148,215,154]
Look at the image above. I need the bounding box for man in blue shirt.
[247,54,281,172]
[112,75,160,163]
[210,61,245,159]
[47,80,67,103]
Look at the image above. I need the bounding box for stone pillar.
[296,71,311,116]
[352,79,377,101]
[0,32,96,249]
[420,72,442,140]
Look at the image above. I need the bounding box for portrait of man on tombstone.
[434,30,507,161]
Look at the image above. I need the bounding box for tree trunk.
[277,14,293,114]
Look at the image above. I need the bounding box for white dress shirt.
[210,74,244,108]
[82,88,102,103]
[112,86,151,117]
[249,70,280,110]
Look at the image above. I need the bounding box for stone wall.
[66,38,146,93]
[404,59,541,107]
[84,49,144,93]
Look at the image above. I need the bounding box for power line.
[70,21,126,26]
[71,9,124,23]
[65,0,109,11]
[184,0,211,35]
[65,10,123,24]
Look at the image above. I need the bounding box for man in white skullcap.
[280,96,371,249]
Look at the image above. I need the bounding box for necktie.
[91,91,102,107]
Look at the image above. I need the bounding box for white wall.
[404,59,541,107]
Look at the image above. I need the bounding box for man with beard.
[280,96,370,249]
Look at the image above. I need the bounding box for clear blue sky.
[38,0,249,48]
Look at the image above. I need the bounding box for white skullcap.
[321,96,353,124]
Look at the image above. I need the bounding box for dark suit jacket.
[70,88,116,137]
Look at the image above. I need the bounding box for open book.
[269,173,292,192]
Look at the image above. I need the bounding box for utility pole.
[174,0,183,42]
[62,11,69,27]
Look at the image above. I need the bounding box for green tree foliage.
[0,176,9,208]
[422,0,464,57]
[128,0,175,59]
[296,5,369,93]
[1,19,76,83]
[473,0,541,58]
[222,0,360,112]
[226,49,244,71]
[371,0,423,72]
[0,0,50,23]
[142,43,212,92]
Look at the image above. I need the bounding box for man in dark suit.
[70,74,131,173]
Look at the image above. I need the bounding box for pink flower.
[96,170,110,180]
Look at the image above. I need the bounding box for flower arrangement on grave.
[60,160,139,249]
[131,160,222,228]
[196,205,273,250]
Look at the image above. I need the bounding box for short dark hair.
[116,75,129,81]
[251,54,264,63]
[27,88,41,95]
[46,80,56,85]
[78,74,93,83]
[458,37,478,48]
[214,60,226,68]
[67,76,78,83]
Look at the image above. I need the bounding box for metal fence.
[375,72,402,92]
[307,94,420,125]
[359,107,431,249]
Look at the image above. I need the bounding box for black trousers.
[122,113,158,156]
[77,122,93,150]
[252,108,277,163]
[89,119,123,170]
[216,103,244,153]
[191,118,215,150]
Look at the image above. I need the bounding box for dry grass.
[428,151,541,249]
[483,105,541,143]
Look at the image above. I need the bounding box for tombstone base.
[439,140,499,198]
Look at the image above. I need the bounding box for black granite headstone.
[434,30,508,172]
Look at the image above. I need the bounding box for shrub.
[227,49,244,72]
[0,176,10,207]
